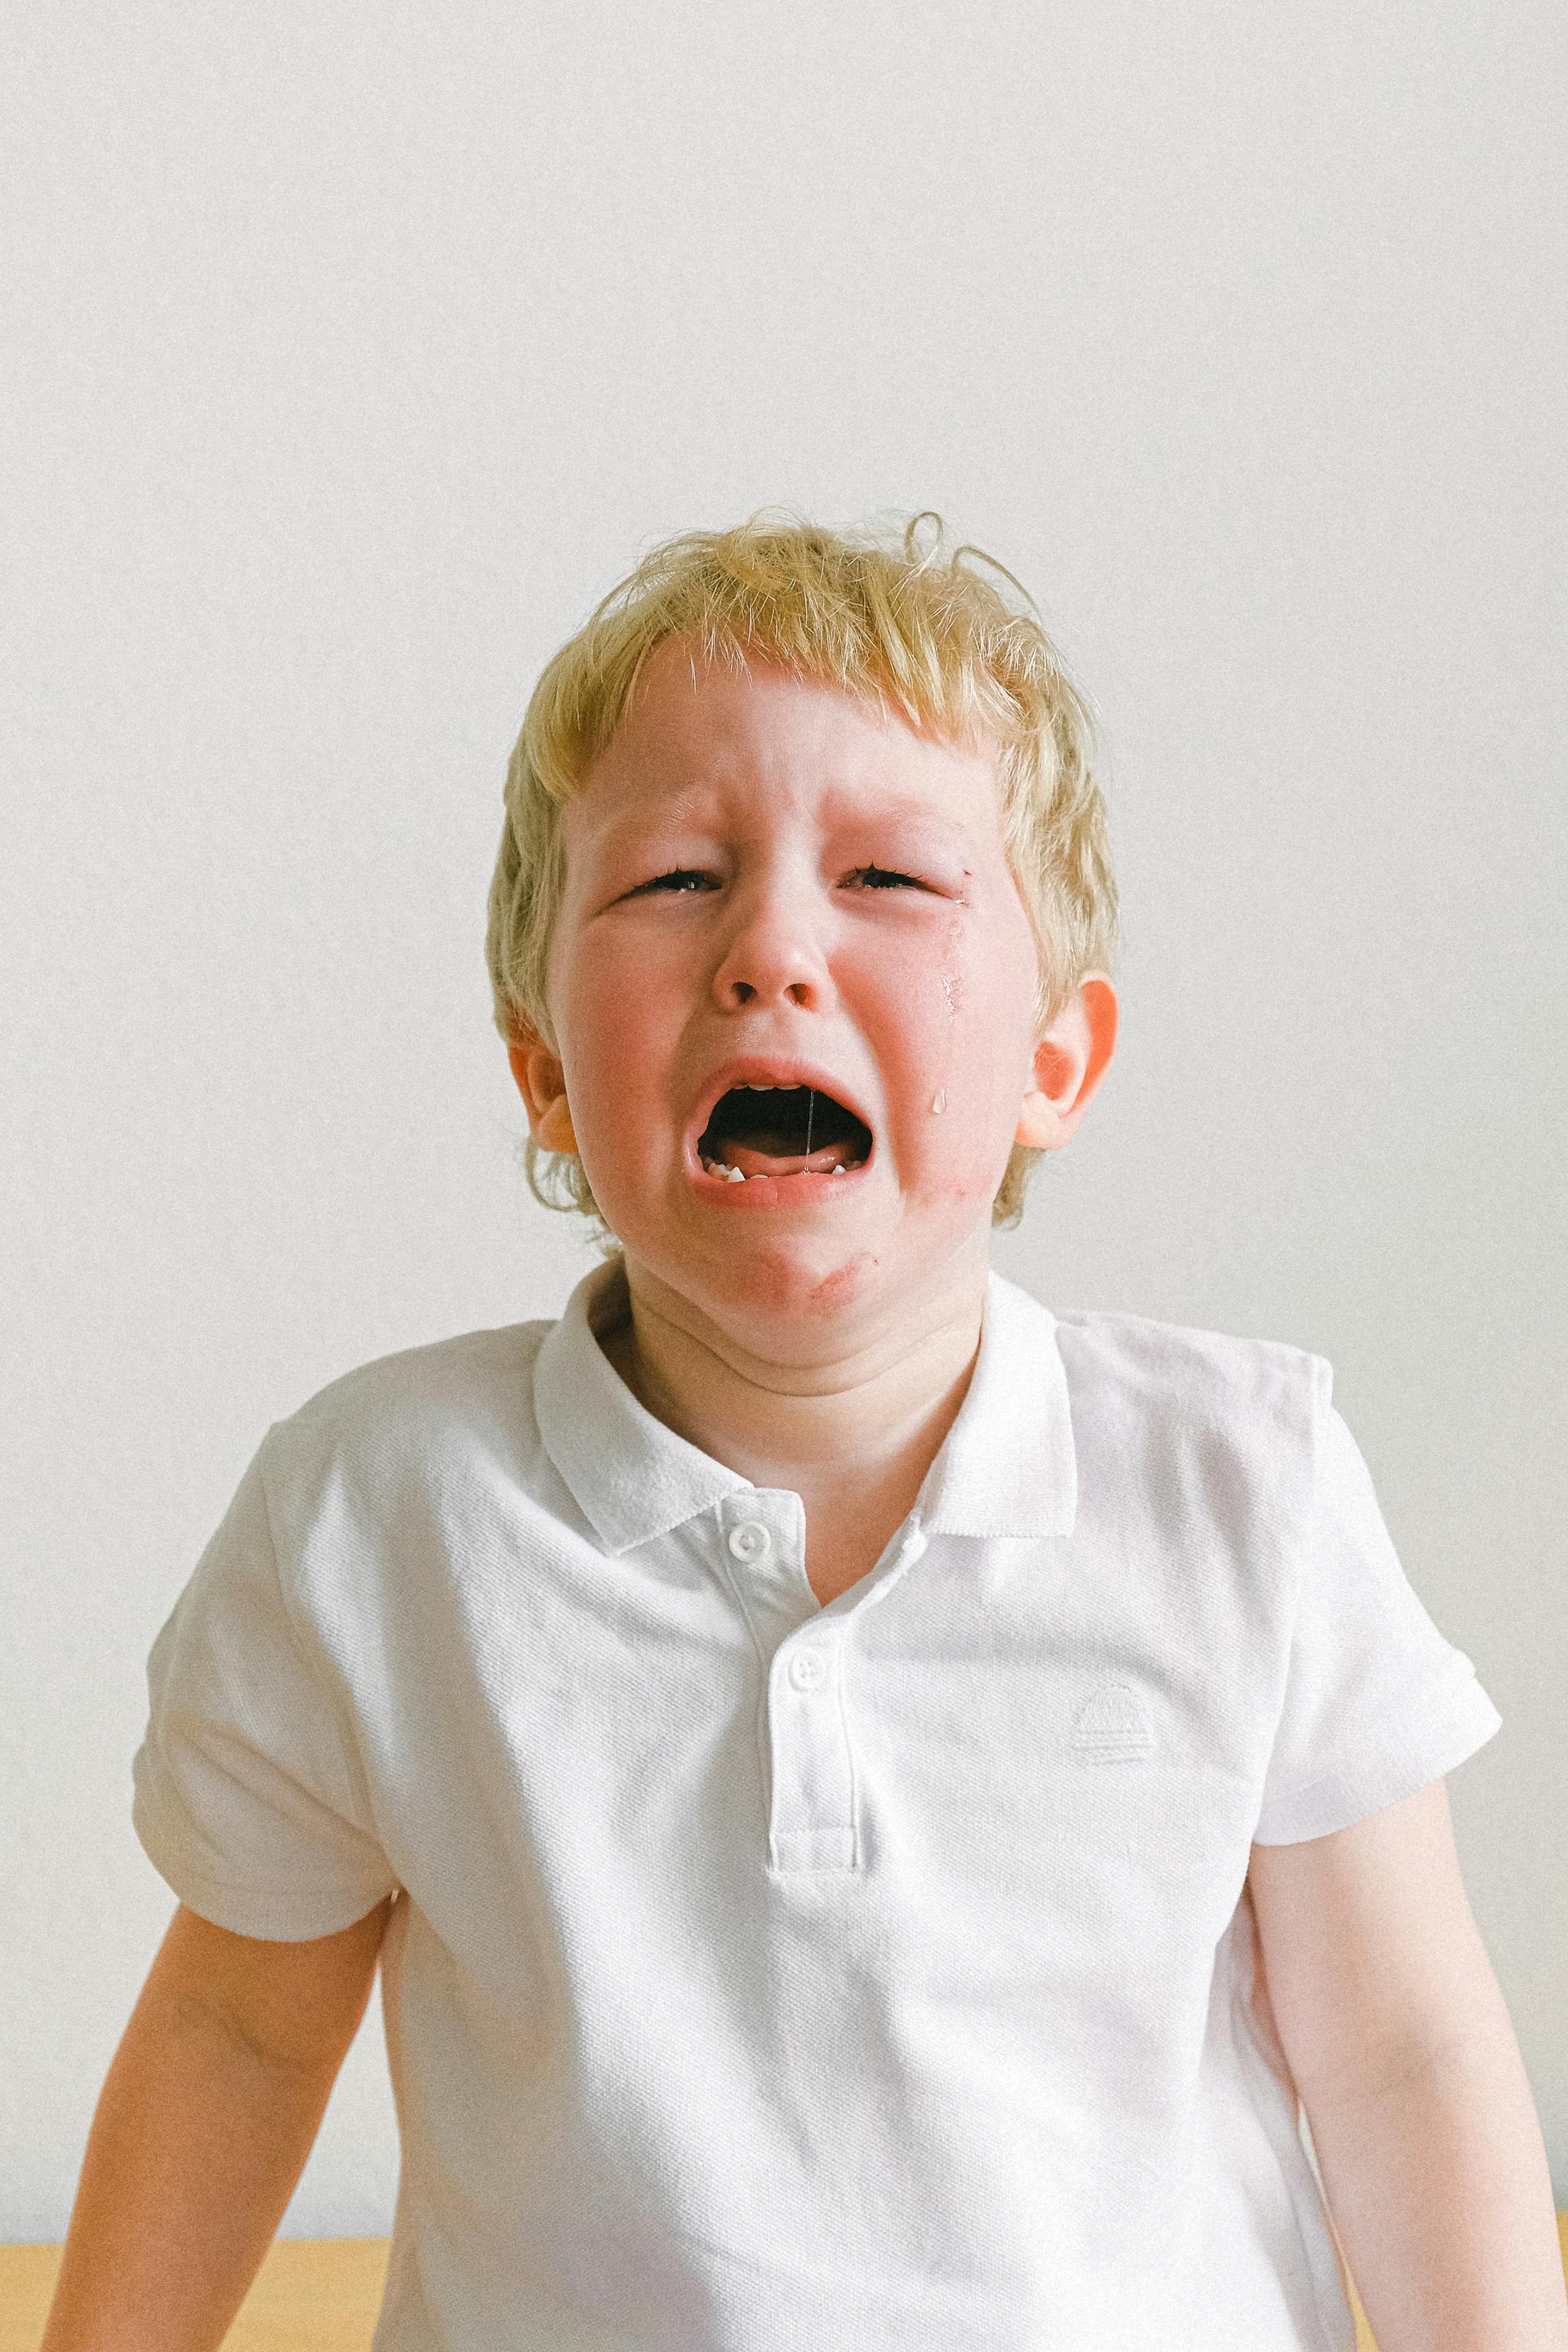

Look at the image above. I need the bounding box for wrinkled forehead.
[564,637,1005,853]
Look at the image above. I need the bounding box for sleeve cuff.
[1250,1664,1503,1846]
[131,1775,399,1943]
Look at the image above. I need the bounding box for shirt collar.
[532,1253,1077,1555]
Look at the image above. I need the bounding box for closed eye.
[634,866,924,894]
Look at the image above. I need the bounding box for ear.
[1014,973,1119,1152]
[506,1022,579,1156]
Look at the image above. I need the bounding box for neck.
[597,1250,988,1507]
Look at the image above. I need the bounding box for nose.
[709,866,836,1010]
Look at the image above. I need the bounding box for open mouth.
[695,1085,873,1186]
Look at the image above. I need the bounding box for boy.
[44,514,1563,2350]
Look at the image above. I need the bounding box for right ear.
[506,1025,579,1155]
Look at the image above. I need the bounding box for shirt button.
[727,1520,771,1562]
[789,1650,826,1690]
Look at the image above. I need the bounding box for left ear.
[1014,973,1120,1152]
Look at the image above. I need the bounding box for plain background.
[2,1,1564,2241]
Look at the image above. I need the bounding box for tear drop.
[930,1089,947,1114]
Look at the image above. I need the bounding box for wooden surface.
[0,2240,390,2351]
[4,2221,1567,2347]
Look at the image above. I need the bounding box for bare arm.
[39,1895,394,2352]
[1303,2017,1568,2351]
[1249,1780,1568,2347]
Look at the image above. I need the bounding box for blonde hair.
[485,508,1118,1257]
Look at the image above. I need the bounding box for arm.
[1303,2014,1568,2351]
[1248,1780,1568,2350]
[39,1895,394,2352]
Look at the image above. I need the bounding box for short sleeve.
[1251,1374,1503,1845]
[131,1431,399,1940]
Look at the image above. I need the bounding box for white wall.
[3,0,1563,2238]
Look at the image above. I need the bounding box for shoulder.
[1053,1303,1324,1397]
[1050,1303,1330,1488]
[256,1319,555,1517]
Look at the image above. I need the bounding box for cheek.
[928,909,1030,1061]
[552,951,663,1151]
[866,920,1019,1183]
[935,922,1036,1147]
[564,938,665,1055]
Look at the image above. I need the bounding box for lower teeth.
[700,1156,865,1183]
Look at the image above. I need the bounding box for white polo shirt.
[131,1254,1502,2352]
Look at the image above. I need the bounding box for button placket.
[766,1626,857,1873]
[716,1495,857,1873]
[717,1503,813,1650]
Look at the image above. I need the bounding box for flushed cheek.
[912,918,1005,1117]
[557,970,679,1183]
[927,949,1036,1189]
[867,959,999,1199]
[932,1106,1018,1206]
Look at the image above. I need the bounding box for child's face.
[510,635,1113,1332]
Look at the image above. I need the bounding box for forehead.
[565,637,1002,847]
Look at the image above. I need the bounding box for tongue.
[716,1139,860,1177]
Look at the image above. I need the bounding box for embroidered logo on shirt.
[1069,1682,1158,1763]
